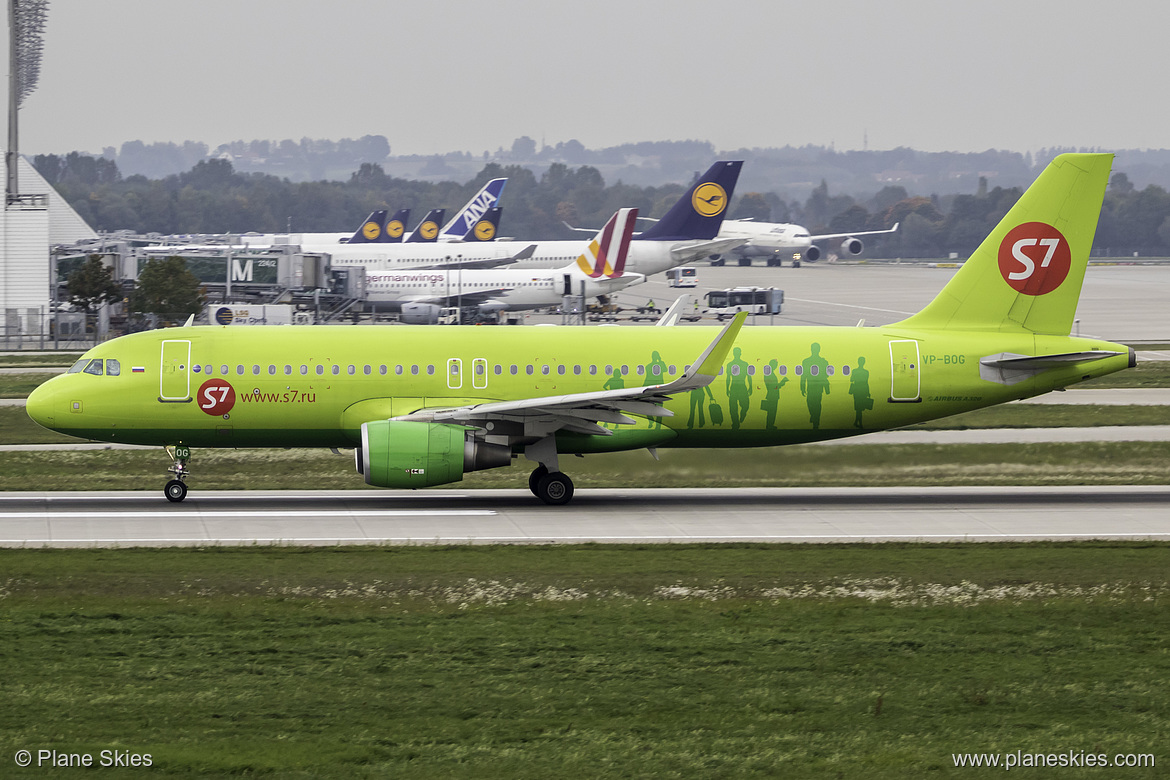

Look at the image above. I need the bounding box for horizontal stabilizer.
[979,350,1127,386]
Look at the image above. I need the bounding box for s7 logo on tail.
[997,222,1071,295]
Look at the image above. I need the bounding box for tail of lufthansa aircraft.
[347,210,389,244]
[638,161,743,241]
[407,209,446,243]
[382,208,410,243]
[571,208,638,279]
[440,177,507,241]
[462,206,502,242]
[894,153,1113,336]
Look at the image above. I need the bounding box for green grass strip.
[1,543,1166,778]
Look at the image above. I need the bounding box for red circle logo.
[997,222,1071,296]
[197,378,236,416]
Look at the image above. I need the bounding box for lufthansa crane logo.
[997,222,1072,296]
[692,183,727,217]
[473,220,496,241]
[362,221,381,240]
[419,221,439,240]
[385,220,404,238]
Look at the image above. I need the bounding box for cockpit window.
[106,359,121,376]
[68,358,89,374]
[83,359,104,376]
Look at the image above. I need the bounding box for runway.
[1,486,1168,547]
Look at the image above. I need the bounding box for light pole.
[7,0,48,201]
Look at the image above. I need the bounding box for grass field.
[1,543,1165,778]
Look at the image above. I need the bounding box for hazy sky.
[10,0,1167,158]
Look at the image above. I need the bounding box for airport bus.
[705,286,784,319]
[667,266,698,287]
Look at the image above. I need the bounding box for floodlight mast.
[7,0,48,201]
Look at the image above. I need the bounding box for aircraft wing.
[811,222,900,241]
[670,237,748,262]
[656,295,692,326]
[396,312,747,436]
[406,288,515,306]
[428,244,535,269]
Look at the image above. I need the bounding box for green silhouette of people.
[602,365,625,429]
[643,351,668,428]
[725,346,753,430]
[848,356,872,429]
[688,385,716,428]
[800,342,831,430]
[760,359,789,429]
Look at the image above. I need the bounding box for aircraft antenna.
[7,0,49,200]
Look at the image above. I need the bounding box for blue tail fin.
[407,209,446,243]
[346,210,389,244]
[637,161,743,241]
[382,208,410,243]
[462,207,502,241]
[440,177,507,241]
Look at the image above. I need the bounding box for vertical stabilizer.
[637,161,743,241]
[573,208,638,279]
[440,177,507,240]
[893,153,1112,335]
[407,209,446,243]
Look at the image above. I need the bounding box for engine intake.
[356,420,511,488]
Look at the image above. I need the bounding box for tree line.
[34,154,1170,258]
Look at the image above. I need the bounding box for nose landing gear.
[164,444,191,502]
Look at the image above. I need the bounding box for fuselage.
[718,221,812,256]
[26,324,1131,453]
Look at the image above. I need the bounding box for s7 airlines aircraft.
[372,208,641,322]
[26,154,1133,506]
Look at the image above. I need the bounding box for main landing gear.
[527,465,574,506]
[525,437,575,506]
[164,444,191,503]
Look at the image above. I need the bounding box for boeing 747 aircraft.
[27,155,1132,506]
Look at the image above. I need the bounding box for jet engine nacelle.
[477,301,508,316]
[840,237,864,256]
[356,420,512,488]
[400,303,442,324]
[805,244,821,262]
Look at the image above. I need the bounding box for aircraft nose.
[25,379,61,431]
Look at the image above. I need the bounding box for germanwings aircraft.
[371,208,641,322]
[27,154,1132,507]
[322,160,745,275]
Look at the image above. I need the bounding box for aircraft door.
[889,339,921,402]
[472,358,488,390]
[160,339,192,401]
[447,358,463,390]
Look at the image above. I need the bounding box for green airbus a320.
[26,153,1134,505]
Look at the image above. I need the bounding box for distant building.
[2,154,98,340]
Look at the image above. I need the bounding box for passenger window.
[411,365,419,375]
[526,365,534,376]
[300,365,308,375]
[284,365,292,375]
[541,365,550,375]
[316,365,324,376]
[332,365,340,376]
[220,365,229,376]
[252,365,261,376]
[510,365,518,375]
[268,365,277,375]
[347,365,355,375]
[83,359,104,376]
[426,365,435,376]
[379,365,387,375]
[106,359,121,376]
[558,365,565,375]
[237,365,245,375]
[396,365,404,375]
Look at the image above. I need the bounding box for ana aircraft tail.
[440,177,507,241]
[407,209,446,243]
[638,161,743,241]
[462,206,502,242]
[894,153,1113,336]
[573,208,638,279]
